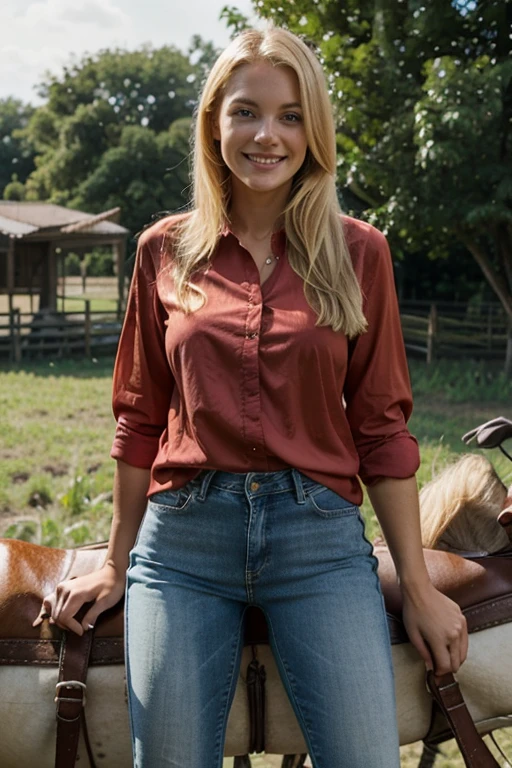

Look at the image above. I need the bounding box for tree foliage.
[37,46,198,133]
[0,98,36,194]
[238,0,512,367]
[73,122,191,233]
[7,45,207,234]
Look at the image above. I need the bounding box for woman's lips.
[243,153,286,167]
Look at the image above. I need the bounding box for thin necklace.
[264,253,280,265]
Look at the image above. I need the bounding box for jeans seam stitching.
[209,485,293,497]
[124,573,140,768]
[212,611,247,768]
[307,495,359,517]
[264,612,320,766]
[245,504,253,602]
[248,499,272,582]
[148,491,195,512]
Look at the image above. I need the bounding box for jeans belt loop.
[197,470,217,501]
[291,468,306,505]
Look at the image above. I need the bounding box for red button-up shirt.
[111,213,419,504]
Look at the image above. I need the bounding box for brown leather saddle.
[1,538,511,768]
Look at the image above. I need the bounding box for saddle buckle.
[54,680,87,708]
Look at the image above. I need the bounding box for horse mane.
[419,453,509,553]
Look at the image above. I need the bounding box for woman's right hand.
[32,563,126,636]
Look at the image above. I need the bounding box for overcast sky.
[1,0,257,105]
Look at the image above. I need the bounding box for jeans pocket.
[306,484,359,518]
[148,485,195,513]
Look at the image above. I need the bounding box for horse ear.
[498,509,512,544]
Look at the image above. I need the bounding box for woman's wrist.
[104,557,128,576]
[398,570,434,602]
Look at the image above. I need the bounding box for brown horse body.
[1,537,512,767]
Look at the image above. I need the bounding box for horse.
[0,452,511,768]
[412,451,512,768]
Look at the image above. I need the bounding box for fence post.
[13,309,21,363]
[84,300,91,358]
[427,303,437,364]
[8,293,15,362]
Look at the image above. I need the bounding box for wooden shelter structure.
[0,202,129,310]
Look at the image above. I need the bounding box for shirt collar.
[220,221,287,256]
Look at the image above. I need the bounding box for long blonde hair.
[419,454,509,553]
[168,26,367,337]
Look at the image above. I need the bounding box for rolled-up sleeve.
[344,227,420,486]
[110,226,174,469]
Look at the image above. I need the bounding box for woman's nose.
[254,119,277,143]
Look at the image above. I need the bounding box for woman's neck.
[229,182,289,240]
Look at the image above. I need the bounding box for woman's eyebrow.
[228,97,302,110]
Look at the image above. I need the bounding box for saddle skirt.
[1,539,512,662]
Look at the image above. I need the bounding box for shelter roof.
[0,202,129,238]
[0,214,38,237]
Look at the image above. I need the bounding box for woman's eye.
[283,113,302,122]
[235,109,254,118]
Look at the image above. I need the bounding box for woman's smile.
[243,152,287,168]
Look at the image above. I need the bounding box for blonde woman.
[38,27,467,768]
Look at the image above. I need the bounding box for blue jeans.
[125,469,400,768]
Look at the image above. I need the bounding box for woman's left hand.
[401,582,468,675]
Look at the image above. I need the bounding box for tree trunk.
[457,231,512,376]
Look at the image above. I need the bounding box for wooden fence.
[400,301,510,363]
[0,298,509,364]
[0,299,123,362]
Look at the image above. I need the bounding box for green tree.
[188,35,222,81]
[245,0,512,373]
[4,174,26,201]
[0,98,35,196]
[73,120,192,234]
[220,5,253,36]
[18,46,199,226]
[37,46,198,133]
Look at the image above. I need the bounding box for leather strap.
[246,649,266,753]
[55,624,96,768]
[426,671,500,767]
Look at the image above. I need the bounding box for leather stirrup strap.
[426,671,500,768]
[54,625,95,768]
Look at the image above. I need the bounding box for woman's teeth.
[247,155,283,165]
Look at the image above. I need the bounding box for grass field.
[1,357,510,543]
[1,357,511,766]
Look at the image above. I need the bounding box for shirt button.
[250,482,260,492]
[252,447,257,451]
